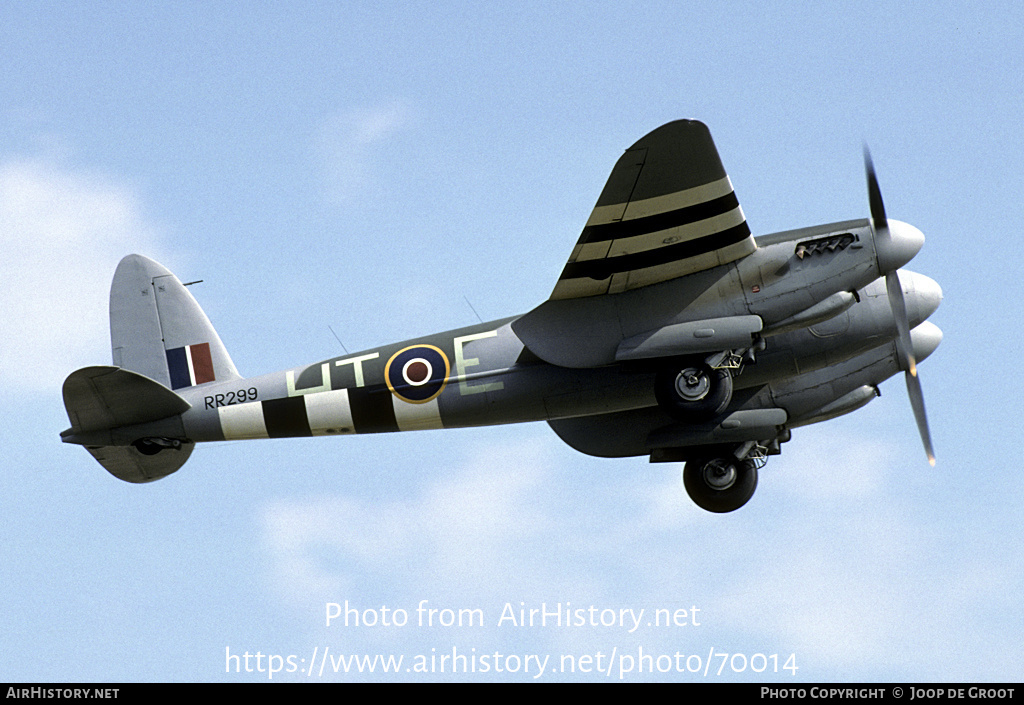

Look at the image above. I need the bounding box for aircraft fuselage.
[171,219,937,450]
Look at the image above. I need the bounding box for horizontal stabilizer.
[62,366,190,433]
[62,366,194,483]
[85,442,194,484]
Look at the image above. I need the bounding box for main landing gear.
[655,348,755,423]
[679,440,775,513]
[655,361,732,422]
[683,456,759,513]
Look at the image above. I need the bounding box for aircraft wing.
[550,119,754,300]
[547,403,786,459]
[513,120,758,368]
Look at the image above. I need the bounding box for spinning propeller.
[865,148,936,466]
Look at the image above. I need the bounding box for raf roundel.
[384,345,451,404]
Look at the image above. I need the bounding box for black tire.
[655,361,733,422]
[683,457,758,513]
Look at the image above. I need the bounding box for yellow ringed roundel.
[384,345,450,404]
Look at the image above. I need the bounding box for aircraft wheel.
[683,457,758,513]
[655,361,732,422]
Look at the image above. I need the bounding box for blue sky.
[2,1,1022,682]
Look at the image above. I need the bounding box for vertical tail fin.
[109,254,240,388]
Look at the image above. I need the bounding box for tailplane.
[62,254,237,482]
[61,366,194,482]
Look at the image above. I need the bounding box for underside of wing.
[547,403,787,459]
[551,120,754,300]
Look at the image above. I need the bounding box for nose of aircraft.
[910,321,943,363]
[876,219,925,273]
[900,270,943,327]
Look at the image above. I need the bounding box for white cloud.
[772,425,894,501]
[314,102,414,203]
[257,424,1023,681]
[0,157,164,394]
[261,437,555,608]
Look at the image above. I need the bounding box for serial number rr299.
[205,388,259,409]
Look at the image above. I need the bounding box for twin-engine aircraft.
[62,120,941,513]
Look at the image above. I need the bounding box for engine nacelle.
[787,385,879,428]
[770,322,941,426]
